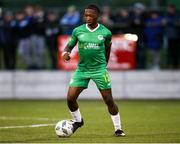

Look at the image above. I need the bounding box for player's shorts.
[69,68,111,90]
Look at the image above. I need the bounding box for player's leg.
[67,69,90,133]
[67,87,84,113]
[67,87,85,133]
[99,89,125,136]
[99,89,118,115]
[92,69,125,136]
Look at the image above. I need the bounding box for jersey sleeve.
[67,28,78,48]
[105,30,112,46]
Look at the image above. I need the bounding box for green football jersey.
[68,23,112,71]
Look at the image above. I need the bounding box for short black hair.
[85,4,101,14]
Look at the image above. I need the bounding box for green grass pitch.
[0,100,180,143]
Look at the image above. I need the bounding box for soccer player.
[62,4,125,137]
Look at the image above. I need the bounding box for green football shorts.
[69,68,112,90]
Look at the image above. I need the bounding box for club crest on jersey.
[98,35,104,40]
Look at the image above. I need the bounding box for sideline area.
[0,71,180,99]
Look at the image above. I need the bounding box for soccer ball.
[55,120,74,137]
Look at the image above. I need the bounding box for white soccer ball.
[55,120,74,137]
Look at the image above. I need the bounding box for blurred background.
[0,2,180,143]
[0,0,180,99]
[0,0,180,70]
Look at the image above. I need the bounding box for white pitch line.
[0,116,59,121]
[0,123,55,129]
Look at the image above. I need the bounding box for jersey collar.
[86,23,99,32]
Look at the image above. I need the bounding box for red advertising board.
[58,34,137,70]
[107,34,137,70]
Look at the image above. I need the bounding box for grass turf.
[0,100,180,143]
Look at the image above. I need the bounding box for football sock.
[70,108,82,122]
[111,112,122,131]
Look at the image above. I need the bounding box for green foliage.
[0,100,180,143]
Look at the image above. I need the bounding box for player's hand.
[62,51,71,62]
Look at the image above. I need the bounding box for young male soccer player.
[62,4,125,137]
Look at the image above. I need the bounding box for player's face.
[84,9,98,26]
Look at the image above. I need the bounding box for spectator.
[24,5,34,22]
[100,6,114,28]
[31,6,46,69]
[164,4,180,69]
[144,11,164,70]
[131,2,147,69]
[60,5,80,35]
[1,11,17,70]
[15,10,32,69]
[113,9,132,34]
[24,5,34,36]
[45,11,61,69]
[0,7,4,69]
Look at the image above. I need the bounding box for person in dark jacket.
[131,3,147,69]
[164,4,180,69]
[16,10,32,69]
[113,9,132,34]
[0,9,3,69]
[1,11,18,70]
[31,6,46,69]
[45,11,61,69]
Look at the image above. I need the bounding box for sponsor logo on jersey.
[84,43,100,50]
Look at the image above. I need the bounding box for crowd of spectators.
[101,3,180,70]
[0,3,180,70]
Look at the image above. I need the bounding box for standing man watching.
[62,4,125,137]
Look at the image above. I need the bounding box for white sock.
[70,108,82,122]
[111,113,122,131]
